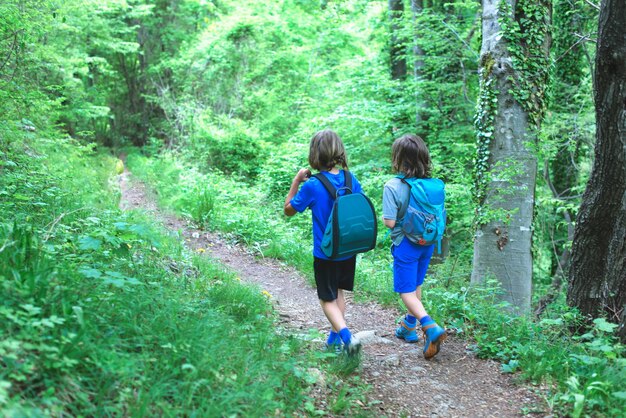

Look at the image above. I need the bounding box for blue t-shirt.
[290,170,363,260]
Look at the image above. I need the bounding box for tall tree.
[567,0,626,341]
[471,0,551,312]
[548,0,591,278]
[409,0,425,125]
[388,0,407,80]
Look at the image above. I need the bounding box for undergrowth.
[126,148,626,417]
[0,134,372,416]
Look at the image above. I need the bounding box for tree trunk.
[546,0,595,282]
[410,0,425,126]
[567,0,626,341]
[471,0,550,313]
[388,0,407,80]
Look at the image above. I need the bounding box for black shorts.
[313,256,356,302]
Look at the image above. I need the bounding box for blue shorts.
[391,237,434,293]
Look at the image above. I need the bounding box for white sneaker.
[344,335,362,357]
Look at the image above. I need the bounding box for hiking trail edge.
[119,168,543,418]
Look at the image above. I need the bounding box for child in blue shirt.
[284,129,362,355]
[382,134,446,360]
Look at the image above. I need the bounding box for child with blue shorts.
[283,129,362,355]
[382,134,446,360]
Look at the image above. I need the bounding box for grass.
[1,133,366,416]
[125,147,626,417]
[126,150,317,279]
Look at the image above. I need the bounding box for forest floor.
[118,168,546,417]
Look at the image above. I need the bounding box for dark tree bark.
[567,0,626,341]
[388,0,407,80]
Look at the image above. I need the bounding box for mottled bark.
[567,0,626,341]
[471,0,550,313]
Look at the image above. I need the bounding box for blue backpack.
[397,176,446,253]
[313,170,377,259]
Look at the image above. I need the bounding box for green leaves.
[78,267,101,278]
[101,270,141,288]
[79,267,140,289]
[78,236,102,250]
[497,0,551,127]
[593,318,619,333]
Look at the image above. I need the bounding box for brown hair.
[391,134,432,178]
[308,129,348,171]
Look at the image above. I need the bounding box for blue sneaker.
[395,320,419,343]
[422,322,446,359]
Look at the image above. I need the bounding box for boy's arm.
[383,218,396,229]
[284,168,311,216]
[382,183,398,228]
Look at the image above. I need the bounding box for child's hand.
[295,168,312,183]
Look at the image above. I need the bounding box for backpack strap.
[313,170,352,199]
[343,170,353,193]
[397,176,411,218]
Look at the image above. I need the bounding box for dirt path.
[119,169,543,417]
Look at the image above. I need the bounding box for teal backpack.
[313,170,377,259]
[397,176,446,253]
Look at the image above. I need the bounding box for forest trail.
[118,169,543,417]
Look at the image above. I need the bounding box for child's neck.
[323,167,340,174]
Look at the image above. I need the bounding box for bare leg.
[332,289,347,332]
[320,299,347,332]
[400,287,428,320]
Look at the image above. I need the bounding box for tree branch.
[0,32,19,75]
[555,33,593,63]
[43,208,87,242]
[582,0,600,10]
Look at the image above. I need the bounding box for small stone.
[381,354,400,367]
[306,367,325,386]
[354,330,393,345]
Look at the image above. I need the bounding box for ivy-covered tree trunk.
[388,0,406,80]
[471,0,551,313]
[567,0,626,341]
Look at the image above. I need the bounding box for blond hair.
[308,129,348,171]
[391,134,432,178]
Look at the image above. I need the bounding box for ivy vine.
[473,53,497,222]
[498,0,551,128]
[473,0,550,227]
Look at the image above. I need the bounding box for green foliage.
[557,319,626,417]
[191,116,268,178]
[498,0,551,128]
[126,150,315,273]
[1,0,617,416]
[473,55,498,217]
[419,277,626,417]
[0,1,60,129]
[408,2,480,140]
[124,138,626,417]
[0,134,325,415]
[530,0,597,287]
